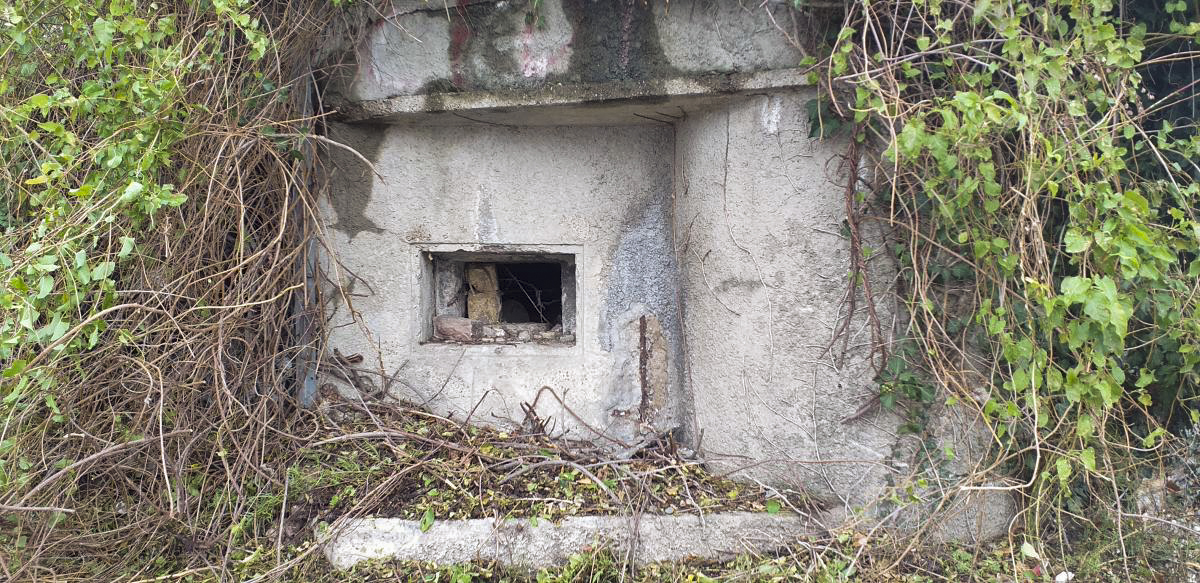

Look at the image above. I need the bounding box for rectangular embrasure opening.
[488,262,562,325]
[427,251,576,345]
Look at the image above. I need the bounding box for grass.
[4,368,1197,581]
[81,392,1196,583]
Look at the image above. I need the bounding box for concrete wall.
[321,89,905,505]
[317,0,1015,541]
[322,122,686,445]
[673,92,899,507]
[328,0,803,103]
[668,95,1014,530]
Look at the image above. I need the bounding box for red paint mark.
[519,25,536,77]
[518,13,572,78]
[353,19,391,86]
[449,14,472,87]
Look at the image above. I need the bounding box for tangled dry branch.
[0,0,346,578]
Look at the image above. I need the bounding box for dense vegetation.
[0,0,329,578]
[0,0,1198,579]
[823,0,1200,565]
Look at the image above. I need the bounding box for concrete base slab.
[324,512,821,570]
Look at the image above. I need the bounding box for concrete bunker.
[317,0,1015,543]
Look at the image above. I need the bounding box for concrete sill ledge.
[330,68,814,126]
[324,511,822,570]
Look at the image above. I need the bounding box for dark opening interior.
[495,262,562,326]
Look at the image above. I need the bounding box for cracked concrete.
[317,0,1016,545]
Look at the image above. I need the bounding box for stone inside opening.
[429,252,576,345]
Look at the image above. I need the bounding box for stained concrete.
[673,93,896,507]
[335,68,812,124]
[886,404,1020,542]
[652,1,803,74]
[324,512,821,570]
[322,122,685,445]
[317,0,1015,545]
[325,0,803,104]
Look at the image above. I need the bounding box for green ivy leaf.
[1055,457,1072,487]
[1076,414,1094,438]
[120,181,145,203]
[90,261,115,281]
[1079,448,1096,472]
[27,93,49,109]
[2,359,27,378]
[766,499,781,514]
[118,236,136,258]
[1142,428,1166,448]
[36,276,53,299]
[1063,229,1090,253]
[93,17,115,47]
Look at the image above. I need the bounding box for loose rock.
[433,316,480,343]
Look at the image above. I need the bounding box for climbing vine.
[2,0,197,428]
[826,0,1200,550]
[3,0,1198,576]
[0,0,329,577]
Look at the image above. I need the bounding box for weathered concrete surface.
[317,0,1017,541]
[319,88,1016,539]
[324,512,821,570]
[325,0,804,104]
[335,69,811,124]
[321,122,685,445]
[887,406,1020,542]
[672,91,899,508]
[669,90,1015,538]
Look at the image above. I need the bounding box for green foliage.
[830,0,1200,551]
[806,95,850,138]
[0,0,327,577]
[0,0,270,490]
[877,342,939,434]
[828,0,1200,543]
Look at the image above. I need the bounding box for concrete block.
[317,4,1016,538]
[320,122,682,447]
[327,0,805,103]
[324,512,821,570]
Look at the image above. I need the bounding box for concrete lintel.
[330,68,813,125]
[324,511,822,570]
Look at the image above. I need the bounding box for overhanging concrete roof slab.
[329,68,814,126]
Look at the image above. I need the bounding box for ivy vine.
[825,0,1200,540]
